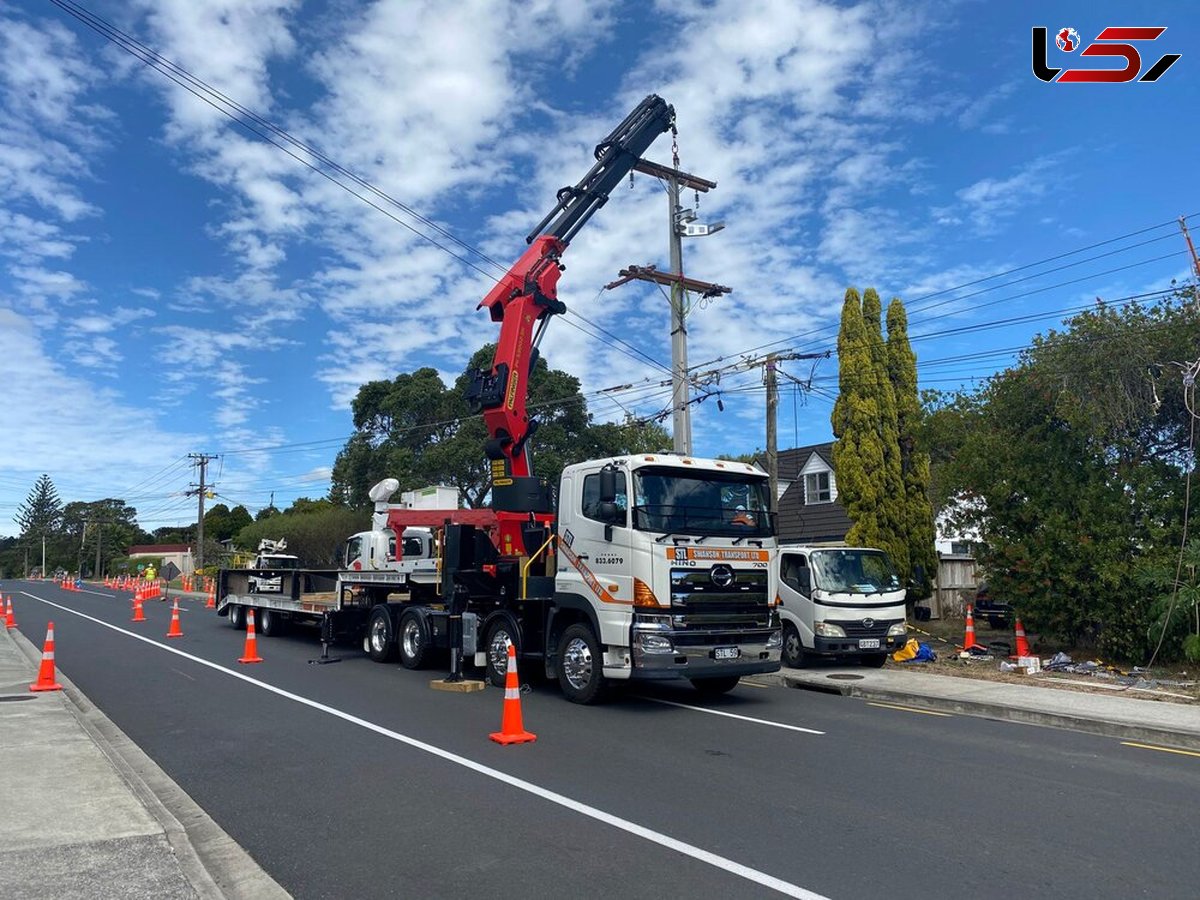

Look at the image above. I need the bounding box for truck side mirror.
[597,500,622,541]
[598,466,617,503]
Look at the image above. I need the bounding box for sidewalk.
[767,665,1200,750]
[0,621,288,899]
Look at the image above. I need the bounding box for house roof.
[127,544,192,555]
[759,442,853,544]
[754,441,834,481]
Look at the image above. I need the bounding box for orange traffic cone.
[238,609,263,664]
[30,622,63,692]
[166,598,184,638]
[205,588,215,610]
[4,595,15,629]
[1013,618,1032,658]
[132,594,146,623]
[961,605,979,653]
[489,642,536,745]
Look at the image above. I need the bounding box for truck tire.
[398,609,431,670]
[366,606,396,663]
[690,675,741,696]
[259,607,286,637]
[782,623,809,669]
[228,604,246,630]
[862,652,889,668]
[558,623,606,704]
[484,618,519,688]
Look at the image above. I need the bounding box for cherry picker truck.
[217,95,783,701]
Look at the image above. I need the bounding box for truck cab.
[247,539,302,593]
[775,546,907,668]
[552,454,782,698]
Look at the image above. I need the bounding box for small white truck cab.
[247,539,302,593]
[775,545,907,668]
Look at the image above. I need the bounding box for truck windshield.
[810,549,900,594]
[631,467,773,538]
[262,557,301,570]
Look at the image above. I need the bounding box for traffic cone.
[961,605,979,653]
[238,609,263,664]
[29,622,63,692]
[166,598,184,638]
[132,594,146,623]
[4,595,15,629]
[205,587,216,609]
[489,642,536,745]
[1013,618,1032,658]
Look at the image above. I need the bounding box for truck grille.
[669,568,770,629]
[828,618,902,639]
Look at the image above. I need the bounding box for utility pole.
[605,146,725,455]
[188,453,217,570]
[94,522,103,580]
[766,356,778,512]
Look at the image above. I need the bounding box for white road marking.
[640,696,826,735]
[21,592,829,900]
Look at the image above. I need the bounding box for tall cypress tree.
[831,288,887,550]
[861,288,907,573]
[887,298,937,596]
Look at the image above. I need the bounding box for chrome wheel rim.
[488,629,511,677]
[369,617,387,653]
[562,636,594,691]
[402,620,421,657]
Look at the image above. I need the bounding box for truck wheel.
[484,619,519,688]
[366,606,395,663]
[690,675,741,696]
[259,607,286,637]
[398,610,431,670]
[782,623,808,668]
[228,604,245,630]
[558,623,606,704]
[862,653,889,669]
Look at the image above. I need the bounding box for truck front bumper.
[812,634,907,656]
[630,626,782,680]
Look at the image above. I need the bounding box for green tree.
[15,474,63,540]
[237,506,370,567]
[925,293,1200,660]
[332,343,670,509]
[202,503,252,542]
[887,297,937,597]
[61,498,148,577]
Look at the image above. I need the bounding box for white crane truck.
[217,95,782,700]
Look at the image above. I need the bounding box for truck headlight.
[766,629,782,650]
[636,633,674,654]
[814,621,846,638]
[887,622,907,638]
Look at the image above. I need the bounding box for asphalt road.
[6,579,1198,900]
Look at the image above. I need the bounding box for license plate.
[858,638,880,650]
[714,646,740,660]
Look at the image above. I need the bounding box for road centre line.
[867,702,953,718]
[637,697,825,734]
[1121,741,1200,759]
[20,592,829,900]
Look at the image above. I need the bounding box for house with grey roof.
[760,442,853,545]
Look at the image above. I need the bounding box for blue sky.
[1,0,1196,536]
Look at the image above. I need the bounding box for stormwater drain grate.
[0,694,36,702]
[827,673,865,681]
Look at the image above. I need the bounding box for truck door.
[556,468,634,647]
[778,551,815,647]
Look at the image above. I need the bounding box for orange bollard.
[489,642,536,745]
[1013,618,1032,658]
[132,594,146,623]
[30,622,64,692]
[166,598,184,638]
[238,609,263,664]
[4,595,15,630]
[961,605,979,653]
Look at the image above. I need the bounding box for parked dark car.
[973,582,1014,628]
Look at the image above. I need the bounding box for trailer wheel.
[484,618,519,688]
[558,623,606,704]
[228,604,246,630]
[690,675,741,696]
[366,606,396,663]
[259,607,286,637]
[398,610,431,669]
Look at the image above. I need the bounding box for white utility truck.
[246,539,302,593]
[775,546,907,668]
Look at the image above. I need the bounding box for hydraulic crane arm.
[467,95,674,511]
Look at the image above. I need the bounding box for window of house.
[805,471,831,504]
[950,541,974,556]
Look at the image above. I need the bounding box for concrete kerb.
[7,624,289,900]
[777,669,1200,752]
